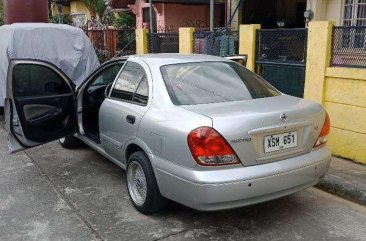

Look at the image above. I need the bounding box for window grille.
[343,0,366,26]
[331,26,366,68]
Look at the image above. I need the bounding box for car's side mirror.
[105,83,113,97]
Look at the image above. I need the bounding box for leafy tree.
[81,0,106,20]
[113,12,135,29]
[101,6,115,26]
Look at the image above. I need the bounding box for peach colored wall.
[164,4,220,30]
[164,4,224,30]
[130,0,165,29]
[129,0,159,29]
[129,0,224,31]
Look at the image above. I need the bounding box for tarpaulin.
[0,23,100,106]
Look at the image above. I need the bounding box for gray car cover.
[0,23,100,106]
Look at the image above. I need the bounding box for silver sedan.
[5,54,331,214]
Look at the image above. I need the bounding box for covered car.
[0,23,100,106]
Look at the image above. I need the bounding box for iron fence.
[256,29,307,66]
[193,30,239,57]
[83,27,136,63]
[115,29,136,57]
[255,28,308,98]
[330,26,366,68]
[148,32,179,53]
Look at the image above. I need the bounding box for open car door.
[5,60,78,153]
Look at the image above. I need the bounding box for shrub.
[113,12,135,29]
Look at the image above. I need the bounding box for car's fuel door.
[5,60,78,153]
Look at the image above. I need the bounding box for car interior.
[82,63,124,143]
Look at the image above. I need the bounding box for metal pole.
[210,0,214,32]
[149,0,153,33]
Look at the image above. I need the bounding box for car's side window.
[13,64,72,98]
[89,63,123,87]
[110,62,149,105]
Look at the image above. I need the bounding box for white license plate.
[264,131,298,153]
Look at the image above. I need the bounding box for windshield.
[160,61,280,105]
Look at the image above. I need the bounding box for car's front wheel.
[126,151,167,214]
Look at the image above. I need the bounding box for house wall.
[230,0,242,30]
[70,0,91,20]
[304,21,366,164]
[307,0,343,25]
[323,68,366,163]
[129,0,163,29]
[164,4,224,30]
[130,0,224,31]
[325,0,342,25]
[51,5,71,16]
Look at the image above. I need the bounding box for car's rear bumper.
[152,147,331,211]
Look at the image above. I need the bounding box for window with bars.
[343,0,366,26]
[341,0,366,49]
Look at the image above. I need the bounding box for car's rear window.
[160,61,280,105]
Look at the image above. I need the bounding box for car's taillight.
[314,112,330,148]
[187,127,240,166]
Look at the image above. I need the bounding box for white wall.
[307,0,343,25]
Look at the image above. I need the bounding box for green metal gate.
[255,29,307,98]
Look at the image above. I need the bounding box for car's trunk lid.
[183,95,326,166]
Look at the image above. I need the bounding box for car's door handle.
[126,115,136,124]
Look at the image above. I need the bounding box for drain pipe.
[149,0,153,33]
[210,0,214,32]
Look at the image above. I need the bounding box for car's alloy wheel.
[127,161,147,206]
[126,151,167,214]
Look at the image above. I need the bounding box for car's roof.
[127,54,230,66]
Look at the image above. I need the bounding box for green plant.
[101,5,116,26]
[113,12,135,29]
[49,15,71,24]
[81,0,106,20]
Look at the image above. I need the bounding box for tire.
[59,135,83,149]
[126,151,167,214]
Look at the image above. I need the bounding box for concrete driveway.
[0,123,365,241]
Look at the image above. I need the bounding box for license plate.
[264,131,298,153]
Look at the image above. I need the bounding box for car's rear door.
[5,60,78,153]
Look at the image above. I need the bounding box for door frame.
[76,58,128,137]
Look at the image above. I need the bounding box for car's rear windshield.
[160,61,280,105]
